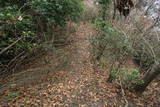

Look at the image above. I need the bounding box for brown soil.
[0,0,160,107]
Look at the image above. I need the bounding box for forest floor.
[0,0,160,107]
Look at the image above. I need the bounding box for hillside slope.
[0,0,160,106]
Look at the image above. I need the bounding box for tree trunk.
[134,63,160,93]
[112,0,116,20]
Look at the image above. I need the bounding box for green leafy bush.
[90,18,141,88]
[31,0,84,26]
[98,0,111,20]
[91,18,133,61]
[0,0,84,73]
[110,68,144,88]
[0,5,36,65]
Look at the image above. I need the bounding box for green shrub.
[31,0,84,26]
[91,18,133,61]
[98,0,111,20]
[4,92,20,100]
[109,68,144,89]
[90,18,141,88]
[0,0,84,73]
[0,5,36,65]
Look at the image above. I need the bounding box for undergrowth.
[90,18,143,88]
[0,0,84,75]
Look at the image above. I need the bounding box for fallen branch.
[119,77,129,107]
[0,38,22,55]
[0,51,25,76]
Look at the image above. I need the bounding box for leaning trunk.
[134,63,160,93]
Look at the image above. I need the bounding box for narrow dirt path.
[0,1,122,106]
[0,20,122,107]
[1,1,160,107]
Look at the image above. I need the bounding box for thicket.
[92,0,160,93]
[0,0,84,75]
[123,12,160,92]
[91,0,140,88]
[91,18,142,89]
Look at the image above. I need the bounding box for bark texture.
[134,63,160,93]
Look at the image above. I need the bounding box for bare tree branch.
[0,38,22,55]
